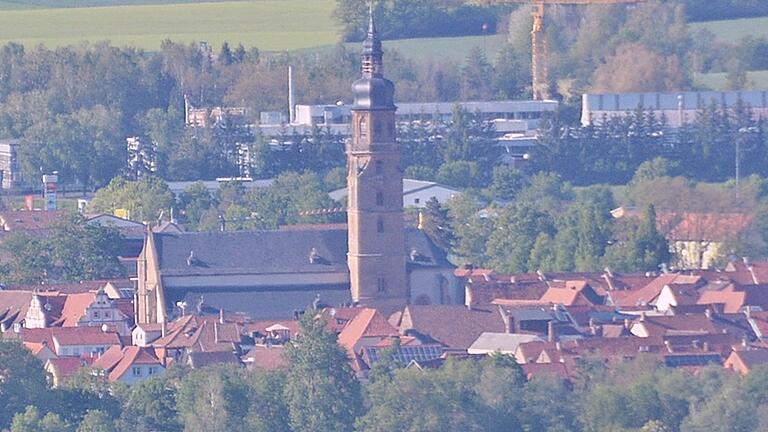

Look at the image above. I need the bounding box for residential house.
[12,327,122,357]
[612,208,753,269]
[45,357,89,387]
[0,210,60,232]
[467,332,542,355]
[242,345,287,370]
[329,179,461,209]
[92,345,165,384]
[395,305,507,350]
[150,314,244,365]
[724,348,768,375]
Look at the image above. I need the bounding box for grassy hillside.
[301,34,508,65]
[690,16,768,42]
[0,0,338,51]
[694,70,768,91]
[0,0,241,9]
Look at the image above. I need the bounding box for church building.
[135,13,459,324]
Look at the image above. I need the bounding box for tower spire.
[361,1,383,78]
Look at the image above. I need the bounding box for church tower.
[347,9,408,309]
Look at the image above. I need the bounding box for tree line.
[534,102,768,186]
[2,312,768,432]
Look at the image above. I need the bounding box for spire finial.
[368,1,375,35]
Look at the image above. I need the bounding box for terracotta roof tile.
[399,305,506,349]
[338,308,399,353]
[93,345,162,381]
[0,211,61,231]
[46,357,88,379]
[242,344,287,370]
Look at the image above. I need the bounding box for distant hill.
[690,16,768,42]
[0,0,338,51]
[0,0,242,9]
[683,0,768,23]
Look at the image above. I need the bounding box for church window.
[359,117,368,137]
[377,218,384,233]
[376,191,384,206]
[377,278,387,293]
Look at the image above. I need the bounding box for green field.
[0,0,247,9]
[0,0,338,51]
[695,70,768,90]
[690,16,768,42]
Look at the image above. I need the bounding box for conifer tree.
[284,312,362,432]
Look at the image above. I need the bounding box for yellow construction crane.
[478,0,645,100]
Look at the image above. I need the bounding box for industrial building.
[582,90,768,128]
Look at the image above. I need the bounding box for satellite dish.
[101,324,109,332]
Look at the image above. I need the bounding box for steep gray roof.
[153,227,452,277]
[172,287,352,320]
[155,229,349,277]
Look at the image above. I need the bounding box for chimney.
[589,318,597,336]
[214,322,219,343]
[498,306,514,333]
[624,318,631,329]
[664,340,673,352]
[702,341,709,352]
[219,308,225,324]
[465,286,473,311]
[748,265,759,284]
[602,271,615,291]
[161,322,167,338]
[640,311,646,322]
[548,320,556,343]
[705,308,713,320]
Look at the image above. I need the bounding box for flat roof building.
[582,90,768,128]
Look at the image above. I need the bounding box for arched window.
[359,117,367,138]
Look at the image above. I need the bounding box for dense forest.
[1,314,768,432]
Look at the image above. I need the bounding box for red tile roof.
[610,274,702,308]
[46,357,88,380]
[93,345,162,381]
[657,212,753,242]
[539,281,604,306]
[0,211,61,231]
[338,308,399,353]
[398,305,506,349]
[520,362,569,379]
[59,293,96,327]
[242,344,287,370]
